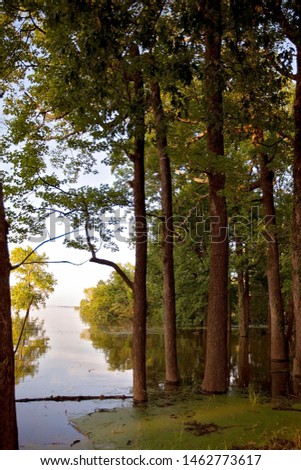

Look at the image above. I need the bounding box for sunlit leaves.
[79,263,134,325]
[10,246,57,312]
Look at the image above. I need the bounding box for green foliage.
[1,1,297,338]
[79,264,134,326]
[10,246,57,312]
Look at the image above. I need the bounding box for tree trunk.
[0,182,18,449]
[201,0,228,394]
[131,45,148,402]
[292,47,301,376]
[257,138,287,362]
[238,336,249,389]
[236,240,250,338]
[150,80,179,385]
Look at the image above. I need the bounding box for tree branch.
[187,131,207,146]
[90,257,134,290]
[82,199,97,258]
[176,117,200,124]
[20,260,89,266]
[16,394,133,402]
[10,229,81,271]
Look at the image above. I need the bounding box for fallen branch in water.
[16,394,133,403]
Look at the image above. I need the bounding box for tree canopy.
[1,0,301,447]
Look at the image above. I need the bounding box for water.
[15,307,133,449]
[15,307,274,449]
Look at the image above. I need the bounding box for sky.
[1,91,136,308]
[9,161,136,308]
[31,238,135,307]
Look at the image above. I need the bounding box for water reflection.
[81,326,206,389]
[13,315,49,384]
[82,328,133,371]
[16,308,296,449]
[82,324,277,394]
[238,336,249,389]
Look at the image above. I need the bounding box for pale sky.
[9,160,136,307]
[34,239,135,307]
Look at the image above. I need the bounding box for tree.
[256,129,287,362]
[80,264,134,326]
[201,0,229,393]
[0,182,18,449]
[10,246,57,354]
[2,0,299,408]
[3,1,150,403]
[150,73,179,385]
[252,0,300,374]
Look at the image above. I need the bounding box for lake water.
[15,307,133,449]
[15,306,277,449]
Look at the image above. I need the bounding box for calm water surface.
[15,307,273,449]
[16,307,133,449]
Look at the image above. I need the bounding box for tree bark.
[202,0,229,393]
[131,45,148,402]
[255,130,287,362]
[0,182,18,449]
[236,240,250,338]
[238,336,249,389]
[292,47,301,376]
[150,80,179,385]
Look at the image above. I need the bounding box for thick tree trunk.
[202,0,229,394]
[256,135,287,362]
[131,45,148,402]
[150,80,179,385]
[0,182,18,449]
[292,48,301,376]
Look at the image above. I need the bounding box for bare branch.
[257,135,288,148]
[176,117,200,124]
[90,257,134,290]
[10,229,80,271]
[20,260,89,267]
[16,394,133,403]
[187,131,207,146]
[28,12,46,35]
[247,179,261,192]
[82,200,97,258]
[146,212,164,220]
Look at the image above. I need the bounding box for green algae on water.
[71,391,301,450]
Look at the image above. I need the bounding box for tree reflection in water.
[80,323,282,395]
[13,315,49,384]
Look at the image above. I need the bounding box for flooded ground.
[15,307,299,449]
[15,307,133,449]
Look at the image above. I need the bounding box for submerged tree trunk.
[236,240,250,338]
[254,129,287,362]
[0,182,18,449]
[150,80,179,385]
[238,336,249,389]
[292,47,301,376]
[202,0,229,393]
[131,45,148,402]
